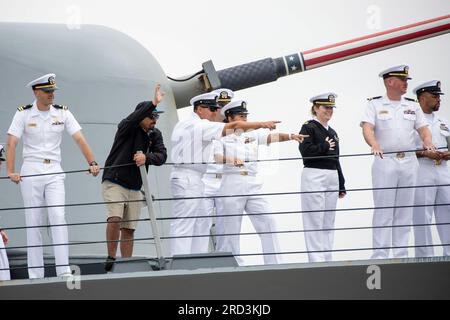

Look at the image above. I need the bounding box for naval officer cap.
[310,92,337,107]
[379,65,411,80]
[413,80,444,96]
[221,100,249,117]
[212,88,234,106]
[26,73,59,92]
[190,92,219,108]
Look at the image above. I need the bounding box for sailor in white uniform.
[361,65,435,259]
[0,145,11,280]
[299,93,346,262]
[170,92,280,256]
[6,74,100,278]
[412,80,450,257]
[195,89,234,253]
[0,227,9,281]
[213,100,306,265]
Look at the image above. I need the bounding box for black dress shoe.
[105,256,116,272]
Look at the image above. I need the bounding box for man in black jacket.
[102,84,167,270]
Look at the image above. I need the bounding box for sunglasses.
[202,105,219,112]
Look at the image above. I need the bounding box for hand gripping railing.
[136,151,166,270]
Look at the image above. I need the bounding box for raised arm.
[118,84,164,135]
[222,121,281,136]
[267,133,308,144]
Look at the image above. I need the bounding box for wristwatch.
[89,161,98,166]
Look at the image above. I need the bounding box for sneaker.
[105,256,116,272]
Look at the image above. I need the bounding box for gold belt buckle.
[435,159,442,166]
[396,152,405,159]
[240,171,249,176]
[43,159,51,164]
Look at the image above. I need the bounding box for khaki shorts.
[102,180,143,230]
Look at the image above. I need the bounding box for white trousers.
[193,174,222,253]
[215,174,280,265]
[0,238,10,280]
[413,159,450,257]
[371,156,419,259]
[170,169,208,255]
[20,161,71,278]
[301,168,339,262]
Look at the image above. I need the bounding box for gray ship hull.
[1,257,449,299]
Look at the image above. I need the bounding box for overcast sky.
[1,0,449,264]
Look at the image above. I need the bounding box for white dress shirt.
[171,112,225,173]
[361,96,428,153]
[7,101,81,162]
[214,129,269,175]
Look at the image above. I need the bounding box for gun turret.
[169,14,450,108]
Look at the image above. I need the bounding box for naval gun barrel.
[169,14,450,108]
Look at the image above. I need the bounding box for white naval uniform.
[214,130,281,265]
[361,96,427,259]
[301,168,339,263]
[413,113,450,257]
[299,118,344,263]
[0,231,10,280]
[196,162,223,253]
[170,112,225,256]
[7,101,81,278]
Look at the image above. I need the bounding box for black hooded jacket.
[102,101,167,190]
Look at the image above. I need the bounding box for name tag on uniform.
[378,110,389,115]
[27,123,37,127]
[52,121,65,125]
[403,109,416,115]
[244,137,256,144]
